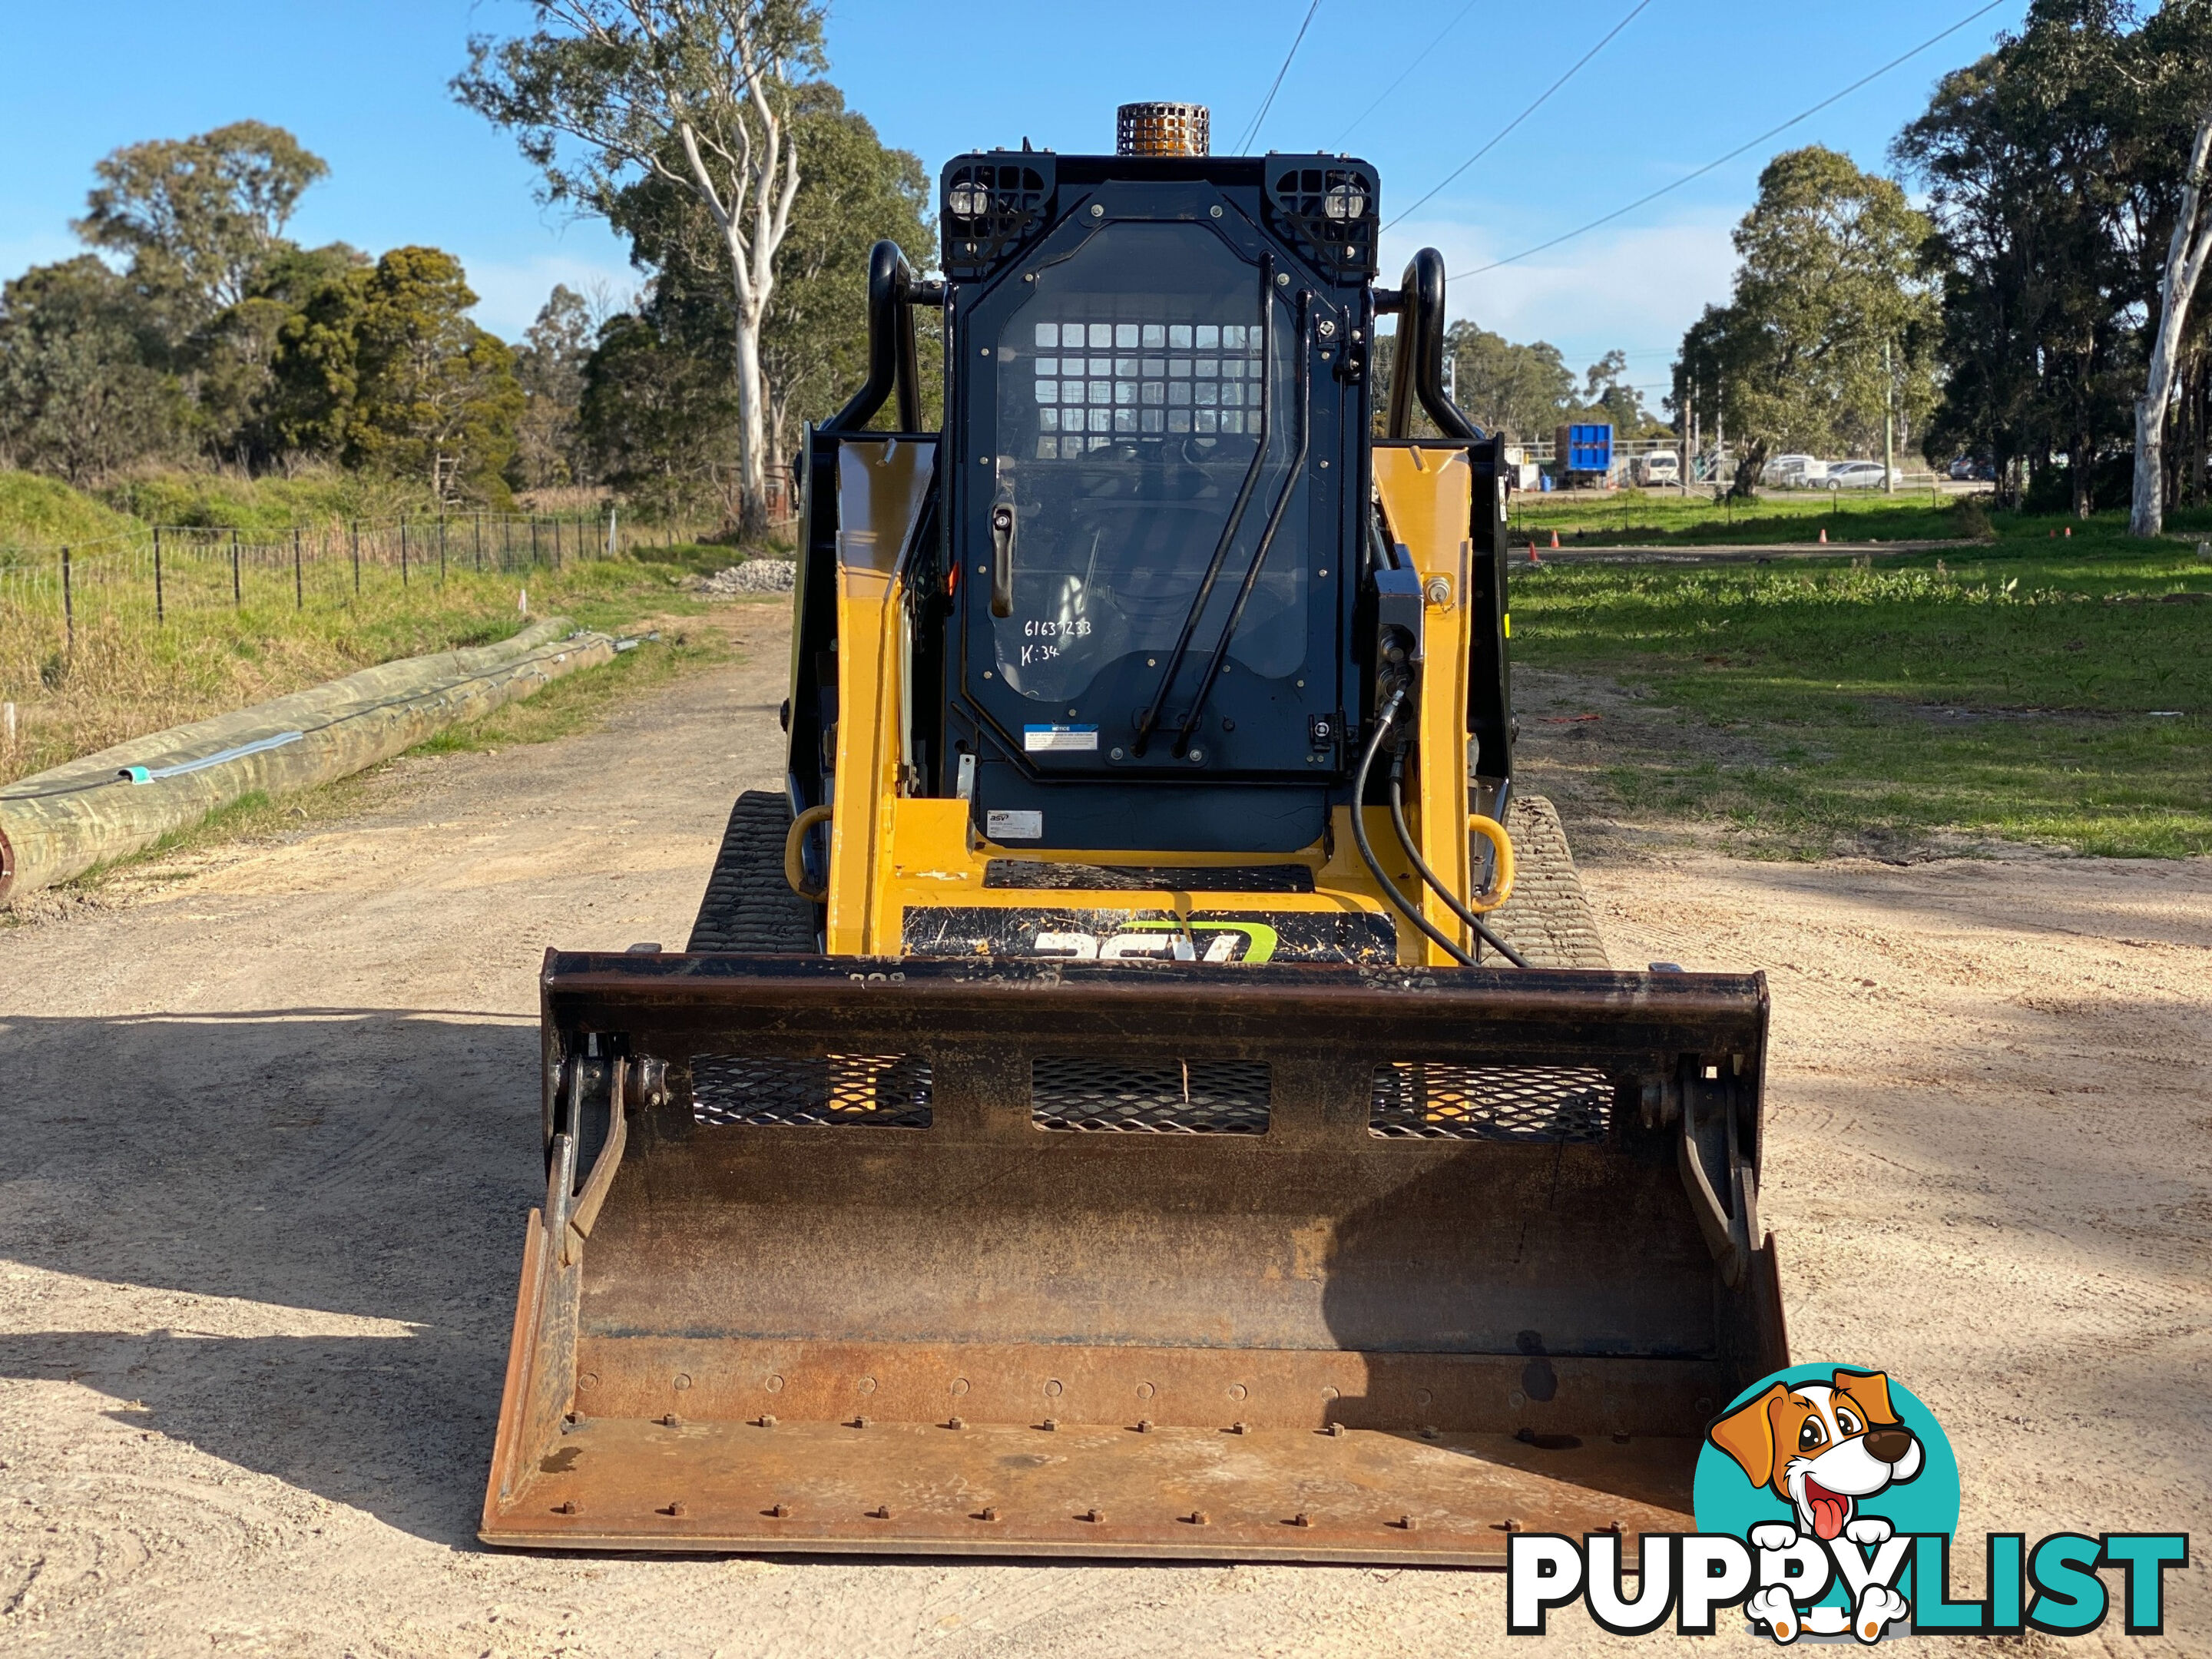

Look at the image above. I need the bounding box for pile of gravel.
[688,560,796,595]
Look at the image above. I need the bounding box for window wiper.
[1173,293,1313,757]
[1131,252,1276,757]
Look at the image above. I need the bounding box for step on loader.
[482,103,1786,1566]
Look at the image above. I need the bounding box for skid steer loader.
[482,104,1786,1565]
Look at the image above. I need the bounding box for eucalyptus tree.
[456,0,826,534]
[74,121,328,333]
[1671,147,1938,498]
[2129,0,2212,535]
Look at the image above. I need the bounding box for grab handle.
[784,803,834,900]
[1466,814,1515,912]
[989,502,1015,618]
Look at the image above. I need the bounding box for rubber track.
[688,790,819,953]
[1482,793,1611,969]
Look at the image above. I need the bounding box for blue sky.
[0,0,2029,401]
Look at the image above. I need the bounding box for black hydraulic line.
[1173,294,1313,755]
[1387,752,1528,968]
[1132,253,1277,756]
[1349,690,1480,969]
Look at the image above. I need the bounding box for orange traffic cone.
[1530,540,1542,565]
[1819,526,1827,544]
[1549,530,1560,549]
[2064,525,2071,538]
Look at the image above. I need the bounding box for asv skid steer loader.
[482,103,1786,1565]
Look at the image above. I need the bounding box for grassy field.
[1511,515,2212,858]
[1512,485,2015,546]
[0,531,755,786]
[0,472,144,548]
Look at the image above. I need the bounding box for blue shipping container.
[1557,422,1613,474]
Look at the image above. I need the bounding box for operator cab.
[942,140,1376,853]
[789,104,1508,863]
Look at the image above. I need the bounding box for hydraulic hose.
[1386,755,1529,968]
[1349,690,1481,969]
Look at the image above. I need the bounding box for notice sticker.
[985,810,1045,840]
[1023,724,1099,753]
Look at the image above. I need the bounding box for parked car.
[1826,461,1898,488]
[1949,455,1996,482]
[1763,453,1827,487]
[1629,451,1681,486]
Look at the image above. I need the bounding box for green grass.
[1,552,756,786]
[91,468,439,535]
[409,625,728,753]
[626,539,777,575]
[14,628,733,912]
[1512,534,2212,858]
[1508,488,2212,549]
[0,471,142,553]
[0,463,785,786]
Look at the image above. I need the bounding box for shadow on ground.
[0,1010,543,1545]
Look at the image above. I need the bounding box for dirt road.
[4,606,2207,1656]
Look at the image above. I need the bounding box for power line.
[1451,0,2011,280]
[1384,0,1654,230]
[1333,0,1485,148]
[1236,0,1325,154]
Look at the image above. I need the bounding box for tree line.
[0,0,928,535]
[8,0,2205,537]
[1677,0,2212,530]
[455,0,931,534]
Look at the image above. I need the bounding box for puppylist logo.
[1508,1364,2187,1642]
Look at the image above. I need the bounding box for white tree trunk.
[653,8,800,536]
[729,257,768,520]
[2133,102,2212,539]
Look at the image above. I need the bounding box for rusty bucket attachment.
[483,954,1786,1564]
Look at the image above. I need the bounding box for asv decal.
[1031,920,1279,963]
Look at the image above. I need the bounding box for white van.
[1630,451,1681,486]
[1763,454,1827,488]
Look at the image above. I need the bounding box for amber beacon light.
[1116,101,1209,157]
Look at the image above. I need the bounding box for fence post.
[230,527,242,608]
[530,518,538,567]
[293,528,303,608]
[439,515,447,584]
[351,521,360,594]
[154,526,164,624]
[553,516,563,568]
[607,507,618,558]
[474,512,483,571]
[61,545,73,650]
[400,519,409,588]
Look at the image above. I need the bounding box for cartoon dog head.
[1707,1369,1924,1541]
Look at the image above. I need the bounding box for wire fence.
[0,509,715,663]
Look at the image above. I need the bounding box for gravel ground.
[2,603,2205,1657]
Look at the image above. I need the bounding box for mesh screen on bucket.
[1031,1057,1270,1134]
[690,1053,934,1128]
[1367,1063,1611,1142]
